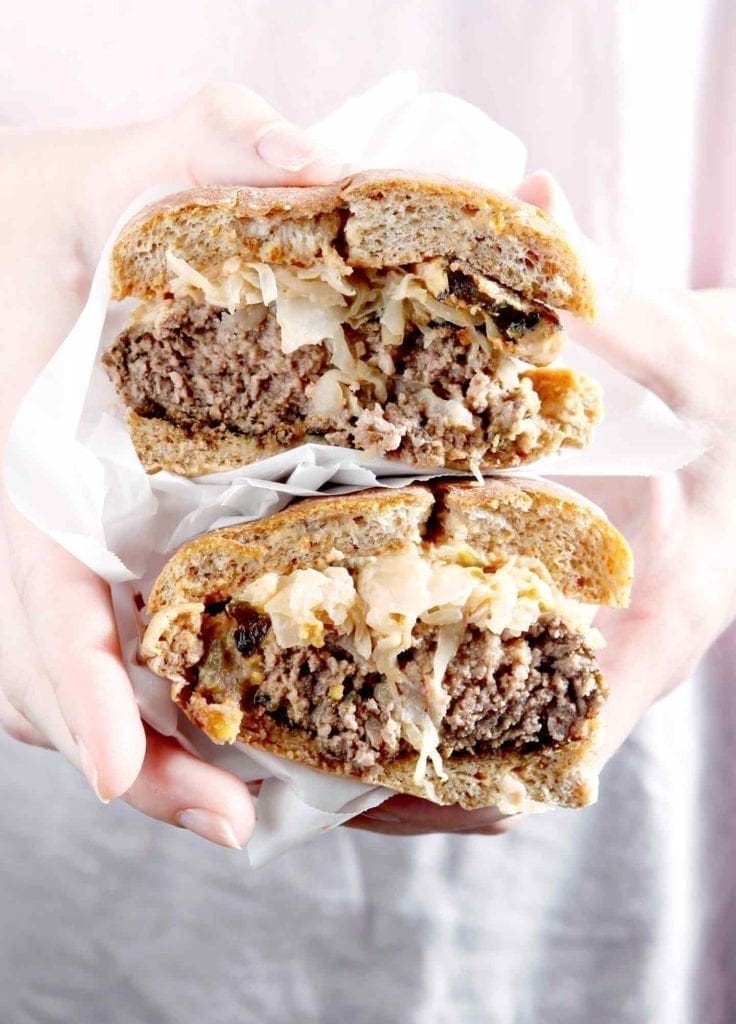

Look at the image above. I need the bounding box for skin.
[1,88,735,847]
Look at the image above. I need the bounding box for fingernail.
[77,739,110,804]
[364,808,402,824]
[255,123,324,171]
[454,818,513,835]
[176,808,242,850]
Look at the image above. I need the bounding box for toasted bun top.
[147,478,632,613]
[111,171,595,319]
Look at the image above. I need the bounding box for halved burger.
[104,173,601,476]
[140,479,632,813]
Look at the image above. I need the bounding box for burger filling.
[104,254,594,470]
[143,542,605,790]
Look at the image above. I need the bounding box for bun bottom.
[229,715,600,813]
[127,412,280,476]
[127,361,600,479]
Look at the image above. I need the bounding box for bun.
[148,478,631,612]
[111,171,595,318]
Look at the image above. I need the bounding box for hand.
[518,173,736,760]
[353,171,736,835]
[0,84,341,849]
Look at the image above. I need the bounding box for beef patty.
[103,295,543,466]
[185,604,605,775]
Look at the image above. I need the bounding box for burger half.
[140,479,632,813]
[104,173,601,476]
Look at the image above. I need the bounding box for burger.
[140,479,632,813]
[103,172,601,476]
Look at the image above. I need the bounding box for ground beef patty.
[189,610,605,774]
[103,294,543,466]
[103,299,329,446]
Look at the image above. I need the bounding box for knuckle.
[8,548,33,608]
[3,674,39,726]
[196,81,236,119]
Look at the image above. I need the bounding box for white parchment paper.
[4,73,704,866]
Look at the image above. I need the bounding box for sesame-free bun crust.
[147,478,632,613]
[147,485,436,611]
[142,480,632,810]
[111,171,595,318]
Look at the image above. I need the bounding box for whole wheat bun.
[142,479,632,812]
[148,478,631,612]
[111,171,595,317]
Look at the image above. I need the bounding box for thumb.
[81,83,344,254]
[155,82,344,187]
[517,169,617,301]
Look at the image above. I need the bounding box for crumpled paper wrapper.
[4,73,704,866]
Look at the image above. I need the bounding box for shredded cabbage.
[413,714,447,788]
[167,251,276,311]
[241,567,356,648]
[426,619,465,737]
[278,266,352,302]
[239,572,279,608]
[329,328,388,400]
[413,258,449,297]
[276,294,344,354]
[308,369,345,416]
[417,389,475,429]
[293,253,356,297]
[164,251,531,440]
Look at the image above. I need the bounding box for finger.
[82,83,345,258]
[595,603,704,766]
[595,636,661,766]
[8,510,146,801]
[123,727,256,850]
[454,820,520,836]
[146,82,343,189]
[345,818,439,836]
[518,173,703,409]
[375,794,511,830]
[0,519,85,763]
[518,168,618,303]
[348,794,516,836]
[346,815,518,838]
[0,686,51,748]
[516,169,580,236]
[561,292,709,413]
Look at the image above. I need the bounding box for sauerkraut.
[237,542,602,788]
[163,251,530,434]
